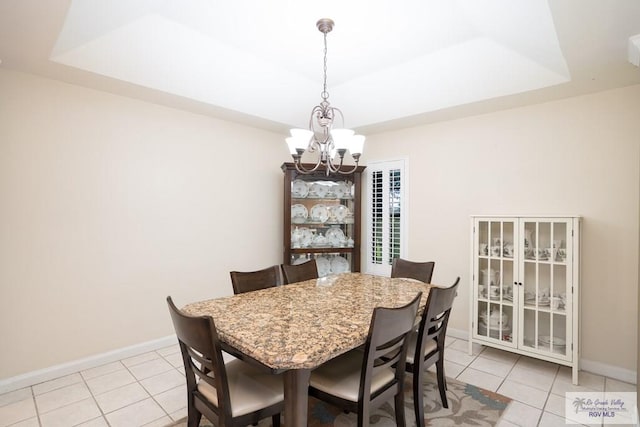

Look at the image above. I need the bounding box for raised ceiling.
[1,0,639,134]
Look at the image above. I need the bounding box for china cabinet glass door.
[519,218,572,361]
[282,163,364,277]
[474,218,517,347]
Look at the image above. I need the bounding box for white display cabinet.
[469,216,581,384]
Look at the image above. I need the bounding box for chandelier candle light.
[286,18,365,175]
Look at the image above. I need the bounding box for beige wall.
[0,69,289,378]
[362,85,640,372]
[1,67,638,380]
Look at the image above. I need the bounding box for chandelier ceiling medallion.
[286,18,365,176]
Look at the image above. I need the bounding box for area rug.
[170,372,511,427]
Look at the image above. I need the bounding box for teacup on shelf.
[557,248,567,261]
[535,248,549,260]
[503,243,514,257]
[479,243,488,256]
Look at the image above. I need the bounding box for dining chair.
[308,292,422,427]
[166,297,284,427]
[229,265,282,294]
[281,259,318,284]
[391,257,435,283]
[406,278,460,427]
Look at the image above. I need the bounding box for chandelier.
[286,18,365,176]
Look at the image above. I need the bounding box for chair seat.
[406,336,437,365]
[310,349,395,402]
[198,359,284,417]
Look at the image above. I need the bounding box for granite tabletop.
[182,273,431,370]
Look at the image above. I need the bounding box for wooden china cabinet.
[282,163,365,277]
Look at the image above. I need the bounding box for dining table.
[182,272,432,427]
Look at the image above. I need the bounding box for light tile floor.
[0,338,636,427]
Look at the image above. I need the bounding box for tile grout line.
[30,383,45,427]
[128,349,185,425]
[117,350,173,424]
[144,350,175,425]
[80,366,114,427]
[31,385,43,427]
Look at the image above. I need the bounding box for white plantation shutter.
[365,160,407,276]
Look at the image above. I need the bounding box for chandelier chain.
[322,32,329,101]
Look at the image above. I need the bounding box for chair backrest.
[166,297,233,420]
[391,258,435,283]
[229,265,282,294]
[360,292,422,403]
[281,259,318,284]
[415,278,460,359]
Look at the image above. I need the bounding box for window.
[365,159,407,275]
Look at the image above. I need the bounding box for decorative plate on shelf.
[309,183,329,198]
[291,179,309,198]
[330,256,350,274]
[292,255,310,265]
[332,181,350,198]
[478,321,512,332]
[310,204,330,223]
[537,297,550,306]
[291,204,308,223]
[299,228,313,247]
[539,336,565,347]
[312,233,330,247]
[331,204,349,222]
[325,227,346,246]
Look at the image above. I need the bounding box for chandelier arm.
[309,106,331,144]
[327,149,360,175]
[332,158,360,175]
[292,152,324,174]
[331,107,346,129]
[308,105,320,131]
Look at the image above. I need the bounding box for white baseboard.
[447,327,469,341]
[447,327,637,385]
[581,358,638,385]
[0,335,177,395]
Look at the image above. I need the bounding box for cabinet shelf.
[524,259,567,265]
[478,255,515,260]
[292,197,354,201]
[523,305,567,314]
[290,247,354,254]
[478,298,513,307]
[292,221,354,226]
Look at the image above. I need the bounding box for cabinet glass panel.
[289,178,356,273]
[476,219,515,345]
[522,311,567,356]
[521,220,570,356]
[477,302,513,343]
